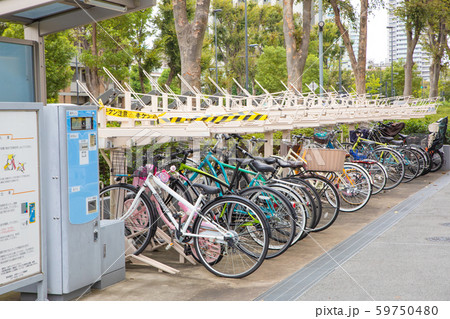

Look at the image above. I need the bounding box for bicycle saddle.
[192,183,221,195]
[228,158,253,167]
[398,133,408,140]
[254,156,277,164]
[276,158,303,168]
[251,160,275,173]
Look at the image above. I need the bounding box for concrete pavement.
[1,170,448,301]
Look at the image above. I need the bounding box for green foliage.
[400,101,450,143]
[45,31,76,101]
[211,0,284,92]
[255,46,287,93]
[367,60,422,97]
[158,69,181,94]
[366,73,381,95]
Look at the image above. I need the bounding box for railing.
[78,68,439,142]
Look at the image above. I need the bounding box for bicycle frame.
[120,172,230,241]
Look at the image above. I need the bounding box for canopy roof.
[0,0,156,36]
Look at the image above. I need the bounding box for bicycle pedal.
[165,242,174,250]
[184,245,193,256]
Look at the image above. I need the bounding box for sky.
[366,6,389,63]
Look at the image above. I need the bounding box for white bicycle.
[99,165,270,278]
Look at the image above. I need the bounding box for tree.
[328,0,385,95]
[173,0,211,93]
[74,19,134,98]
[366,73,381,95]
[255,46,287,93]
[1,23,75,102]
[45,32,76,102]
[394,0,428,96]
[128,9,161,93]
[153,0,190,88]
[423,0,449,98]
[210,0,284,93]
[282,0,313,91]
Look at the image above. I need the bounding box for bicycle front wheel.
[99,184,157,255]
[300,174,340,232]
[369,147,405,190]
[192,195,269,278]
[333,163,372,212]
[239,186,298,259]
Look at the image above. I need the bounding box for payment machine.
[20,104,124,300]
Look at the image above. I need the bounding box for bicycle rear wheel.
[429,150,444,172]
[192,195,269,278]
[99,184,157,255]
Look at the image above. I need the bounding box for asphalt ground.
[1,169,448,302]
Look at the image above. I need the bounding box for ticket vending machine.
[20,104,125,300]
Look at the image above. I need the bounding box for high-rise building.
[387,0,430,80]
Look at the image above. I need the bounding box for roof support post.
[280,130,290,156]
[264,131,273,157]
[24,22,46,104]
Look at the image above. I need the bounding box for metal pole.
[387,26,394,97]
[245,0,249,91]
[339,46,343,94]
[318,0,324,96]
[76,54,79,105]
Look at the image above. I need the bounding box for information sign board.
[0,109,42,289]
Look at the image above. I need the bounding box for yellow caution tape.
[158,111,268,124]
[99,100,267,124]
[105,107,159,120]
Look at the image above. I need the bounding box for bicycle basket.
[111,149,130,176]
[313,132,329,144]
[301,148,347,172]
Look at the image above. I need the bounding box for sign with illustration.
[0,110,41,287]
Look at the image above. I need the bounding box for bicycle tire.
[99,183,157,255]
[192,195,269,278]
[408,146,427,177]
[331,163,372,212]
[369,147,405,190]
[398,148,420,182]
[239,186,298,259]
[299,174,341,232]
[358,160,387,195]
[275,177,321,238]
[429,150,444,172]
[266,180,313,244]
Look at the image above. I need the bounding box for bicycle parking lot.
[65,170,448,301]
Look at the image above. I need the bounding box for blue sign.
[66,110,99,224]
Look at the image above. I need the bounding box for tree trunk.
[82,23,104,98]
[427,18,447,98]
[282,0,312,92]
[330,0,368,95]
[138,62,146,93]
[429,59,441,98]
[403,27,420,96]
[173,0,211,93]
